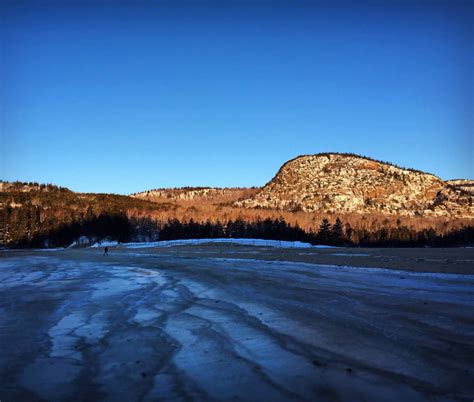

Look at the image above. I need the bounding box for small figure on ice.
[103,246,108,256]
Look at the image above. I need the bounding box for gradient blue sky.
[1,0,472,194]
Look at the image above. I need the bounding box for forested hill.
[1,179,473,248]
[0,181,161,246]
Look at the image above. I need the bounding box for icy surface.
[332,253,370,257]
[0,248,473,401]
[120,238,320,248]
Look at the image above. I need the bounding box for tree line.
[152,217,473,247]
[3,213,473,248]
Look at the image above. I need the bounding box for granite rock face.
[236,153,473,218]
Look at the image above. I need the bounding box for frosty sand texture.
[0,246,473,401]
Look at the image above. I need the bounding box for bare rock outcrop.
[236,153,473,218]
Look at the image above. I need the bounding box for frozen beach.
[1,244,473,401]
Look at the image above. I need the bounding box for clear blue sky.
[1,0,472,194]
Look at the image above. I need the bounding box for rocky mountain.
[446,179,474,195]
[132,187,258,204]
[236,153,473,218]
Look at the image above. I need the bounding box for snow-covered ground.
[90,240,119,248]
[0,247,473,401]
[68,238,336,250]
[117,238,334,249]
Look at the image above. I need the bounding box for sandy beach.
[1,244,473,401]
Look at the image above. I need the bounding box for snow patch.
[90,240,119,248]
[120,238,327,249]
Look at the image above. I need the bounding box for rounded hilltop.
[237,153,473,218]
[267,153,441,183]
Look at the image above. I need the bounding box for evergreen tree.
[331,218,344,243]
[345,222,353,242]
[318,218,331,243]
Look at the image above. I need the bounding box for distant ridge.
[131,187,258,203]
[0,180,71,193]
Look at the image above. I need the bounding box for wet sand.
[120,244,474,275]
[0,245,473,401]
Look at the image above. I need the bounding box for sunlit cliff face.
[236,153,474,218]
